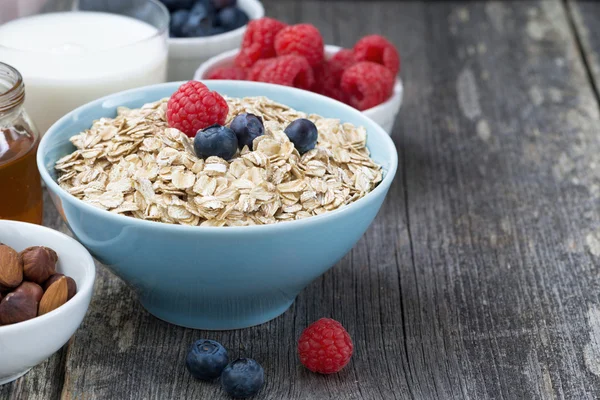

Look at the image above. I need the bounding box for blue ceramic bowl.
[37,81,398,330]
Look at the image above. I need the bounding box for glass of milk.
[0,0,169,134]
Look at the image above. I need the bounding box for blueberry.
[194,124,238,159]
[180,2,213,37]
[211,0,236,11]
[208,26,226,36]
[197,0,217,14]
[216,7,249,30]
[230,113,264,150]
[160,0,195,12]
[284,118,318,154]
[221,358,264,399]
[186,339,229,380]
[170,10,190,37]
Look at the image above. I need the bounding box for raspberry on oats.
[353,34,400,75]
[274,24,324,67]
[235,17,287,68]
[340,61,395,110]
[167,81,229,137]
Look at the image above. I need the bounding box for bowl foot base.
[0,368,32,386]
[139,297,296,330]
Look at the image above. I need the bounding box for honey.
[0,62,42,224]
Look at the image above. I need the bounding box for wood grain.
[3,0,600,399]
[568,0,600,101]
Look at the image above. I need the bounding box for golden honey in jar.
[0,62,42,224]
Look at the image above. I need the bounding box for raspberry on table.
[353,34,400,75]
[166,81,229,137]
[340,61,395,110]
[298,318,353,374]
[274,23,324,67]
[251,55,315,90]
[206,65,247,80]
[234,17,287,68]
[329,48,356,79]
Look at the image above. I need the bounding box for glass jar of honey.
[0,62,42,224]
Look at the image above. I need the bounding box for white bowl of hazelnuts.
[0,220,95,385]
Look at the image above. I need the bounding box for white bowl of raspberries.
[164,0,265,81]
[194,17,403,134]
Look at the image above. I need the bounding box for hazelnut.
[0,244,23,290]
[14,281,43,303]
[39,276,68,316]
[0,286,39,325]
[44,273,77,300]
[20,246,57,284]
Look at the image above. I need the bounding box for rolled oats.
[55,96,382,226]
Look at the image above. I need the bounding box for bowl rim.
[0,220,95,334]
[193,45,404,115]
[38,80,398,235]
[167,0,265,46]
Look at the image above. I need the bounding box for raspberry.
[311,61,346,103]
[340,61,395,110]
[329,49,356,79]
[167,81,229,137]
[235,17,287,68]
[353,35,400,75]
[274,24,324,67]
[206,65,247,80]
[298,318,353,374]
[247,58,274,81]
[251,55,314,90]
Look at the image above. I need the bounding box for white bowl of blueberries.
[162,0,264,81]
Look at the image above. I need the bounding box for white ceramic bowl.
[194,45,403,133]
[167,0,265,81]
[0,221,95,385]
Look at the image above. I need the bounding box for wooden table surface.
[4,0,600,398]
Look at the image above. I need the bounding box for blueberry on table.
[284,118,318,154]
[216,7,249,31]
[230,113,264,150]
[194,124,238,160]
[221,358,264,399]
[170,10,190,37]
[186,339,229,380]
[211,0,237,11]
[159,0,195,12]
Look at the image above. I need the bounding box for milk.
[0,12,168,133]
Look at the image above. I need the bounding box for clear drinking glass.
[0,0,169,134]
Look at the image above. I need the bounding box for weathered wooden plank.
[569,0,600,100]
[395,0,600,398]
